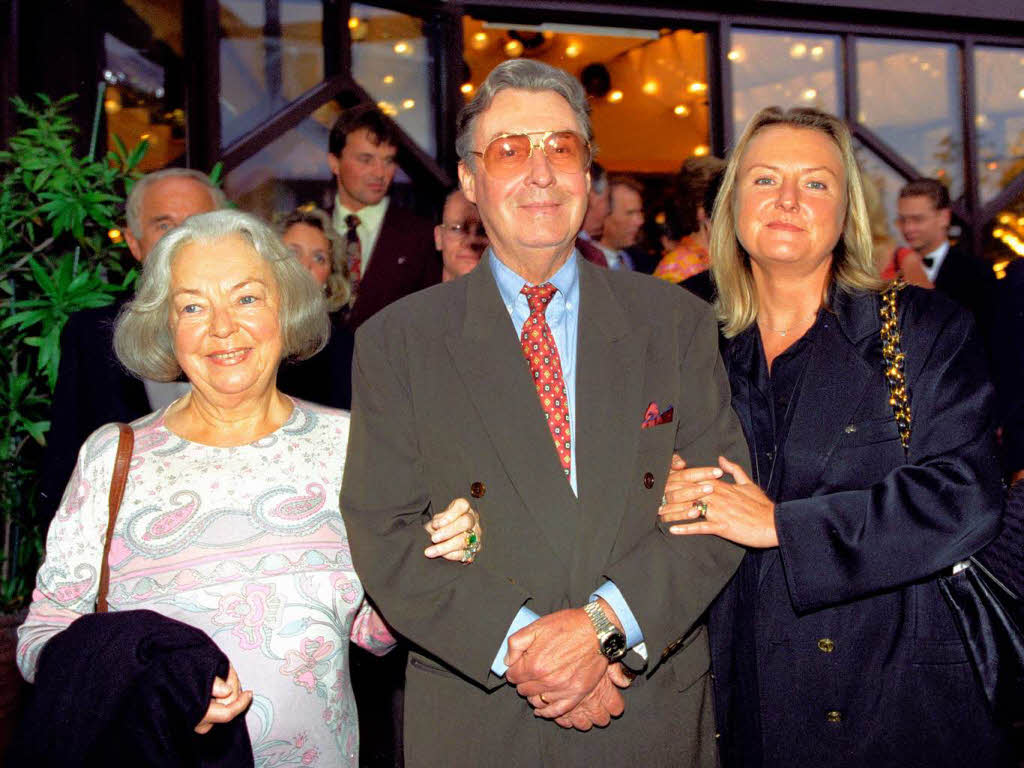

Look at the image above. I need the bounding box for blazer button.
[817,638,835,653]
[470,481,486,498]
[826,710,843,724]
[643,472,655,489]
[844,424,857,434]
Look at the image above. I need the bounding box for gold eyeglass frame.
[469,130,592,176]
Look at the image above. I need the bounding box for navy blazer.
[710,286,1011,767]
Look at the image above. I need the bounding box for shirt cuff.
[591,580,644,651]
[490,605,541,677]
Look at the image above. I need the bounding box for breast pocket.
[839,416,901,446]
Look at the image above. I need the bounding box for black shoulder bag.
[880,280,1024,725]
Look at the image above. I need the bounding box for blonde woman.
[658,107,1010,766]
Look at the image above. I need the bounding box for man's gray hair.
[455,60,593,169]
[114,209,329,382]
[125,168,227,237]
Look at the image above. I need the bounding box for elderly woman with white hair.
[17,210,482,766]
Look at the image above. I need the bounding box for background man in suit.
[435,188,489,282]
[37,168,223,524]
[597,175,645,271]
[896,178,993,326]
[342,59,747,766]
[327,104,440,330]
[576,160,609,267]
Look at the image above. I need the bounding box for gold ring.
[693,499,709,518]
[539,693,549,705]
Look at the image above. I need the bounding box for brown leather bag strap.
[96,423,134,613]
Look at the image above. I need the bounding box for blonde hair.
[274,206,352,312]
[710,106,883,338]
[115,210,330,381]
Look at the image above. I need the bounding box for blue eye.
[754,176,775,185]
[239,295,257,305]
[183,304,201,314]
[806,180,827,190]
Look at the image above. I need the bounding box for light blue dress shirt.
[486,251,644,676]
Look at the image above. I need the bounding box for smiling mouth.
[767,221,804,232]
[208,349,251,365]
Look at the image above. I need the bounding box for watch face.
[602,633,626,657]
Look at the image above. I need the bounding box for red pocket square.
[642,402,674,429]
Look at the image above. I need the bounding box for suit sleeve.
[340,318,532,689]
[604,301,748,669]
[775,303,1002,612]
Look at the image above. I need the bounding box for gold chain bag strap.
[878,279,1024,724]
[96,423,134,613]
[879,279,911,450]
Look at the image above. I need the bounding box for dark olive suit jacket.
[341,256,748,767]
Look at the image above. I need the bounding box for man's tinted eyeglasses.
[469,131,591,179]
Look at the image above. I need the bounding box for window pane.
[855,140,910,268]
[856,38,962,199]
[461,19,709,173]
[102,1,187,170]
[730,30,841,132]
[989,193,1024,274]
[350,4,436,157]
[224,103,340,221]
[219,0,325,147]
[223,102,419,223]
[975,46,1024,204]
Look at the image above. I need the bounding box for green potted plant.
[0,92,147,747]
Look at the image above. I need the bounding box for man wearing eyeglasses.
[342,59,747,767]
[435,188,489,282]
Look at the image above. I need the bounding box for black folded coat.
[9,609,253,767]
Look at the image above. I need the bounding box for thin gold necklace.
[759,310,818,336]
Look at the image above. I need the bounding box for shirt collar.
[333,193,389,230]
[489,249,579,307]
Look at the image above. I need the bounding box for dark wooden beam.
[959,38,982,257]
[219,73,351,171]
[183,0,221,171]
[0,0,17,148]
[708,19,733,155]
[841,32,857,125]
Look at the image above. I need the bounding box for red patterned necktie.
[520,283,571,480]
[344,213,362,301]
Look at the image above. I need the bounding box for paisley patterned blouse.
[18,400,393,768]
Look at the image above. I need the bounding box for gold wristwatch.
[583,600,627,661]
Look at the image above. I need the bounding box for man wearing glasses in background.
[435,188,489,282]
[342,59,747,767]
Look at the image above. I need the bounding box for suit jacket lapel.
[572,263,648,598]
[446,259,580,563]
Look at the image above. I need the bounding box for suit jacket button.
[817,638,835,653]
[826,710,842,723]
[643,472,655,489]
[470,481,486,498]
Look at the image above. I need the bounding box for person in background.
[660,106,1011,766]
[653,156,725,284]
[274,206,355,410]
[435,188,489,282]
[862,175,931,287]
[17,210,483,767]
[596,175,644,270]
[575,160,610,267]
[326,104,440,331]
[896,178,992,322]
[37,168,224,527]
